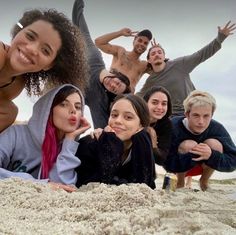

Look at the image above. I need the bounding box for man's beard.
[154,61,163,66]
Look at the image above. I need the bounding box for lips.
[112,126,124,133]
[18,49,35,65]
[68,117,77,125]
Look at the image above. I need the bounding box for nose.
[26,42,39,55]
[156,103,163,109]
[110,82,117,92]
[114,115,122,124]
[198,117,204,124]
[69,106,76,114]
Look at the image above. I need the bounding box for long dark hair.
[41,86,83,179]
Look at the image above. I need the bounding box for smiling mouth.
[112,127,124,133]
[18,49,34,64]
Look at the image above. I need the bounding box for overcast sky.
[1,0,236,141]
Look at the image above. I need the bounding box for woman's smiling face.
[9,20,61,74]
[108,99,142,141]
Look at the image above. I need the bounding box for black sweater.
[75,129,156,189]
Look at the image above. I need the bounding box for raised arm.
[95,28,137,56]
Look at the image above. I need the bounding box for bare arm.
[0,42,7,70]
[0,76,25,100]
[95,28,137,56]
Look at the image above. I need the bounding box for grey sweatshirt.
[137,32,227,115]
[0,84,82,185]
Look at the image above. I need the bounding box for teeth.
[19,51,32,64]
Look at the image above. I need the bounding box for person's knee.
[0,100,18,132]
[204,138,223,153]
[178,140,197,154]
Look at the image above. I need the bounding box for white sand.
[0,177,235,235]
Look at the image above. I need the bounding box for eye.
[25,32,35,41]
[59,101,67,107]
[124,115,133,120]
[41,47,51,56]
[110,113,118,118]
[75,105,82,111]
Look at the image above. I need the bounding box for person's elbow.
[95,37,104,47]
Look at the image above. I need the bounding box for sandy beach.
[0,175,235,235]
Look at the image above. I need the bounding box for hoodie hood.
[28,84,85,147]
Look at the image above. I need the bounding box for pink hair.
[41,116,61,179]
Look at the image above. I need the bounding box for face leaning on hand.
[108,99,142,141]
[9,20,61,74]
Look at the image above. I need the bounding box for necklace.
[0,76,16,89]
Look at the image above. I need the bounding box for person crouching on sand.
[164,90,236,191]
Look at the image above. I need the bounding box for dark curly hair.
[11,8,89,96]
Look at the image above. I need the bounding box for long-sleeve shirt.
[75,130,156,189]
[165,116,236,173]
[152,118,172,166]
[137,32,227,115]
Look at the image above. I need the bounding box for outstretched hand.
[218,21,236,36]
[49,182,77,193]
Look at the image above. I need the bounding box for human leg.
[0,100,18,132]
[72,0,108,128]
[72,0,105,69]
[199,139,223,191]
[176,140,198,188]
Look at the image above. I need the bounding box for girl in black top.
[76,94,156,189]
[143,86,172,166]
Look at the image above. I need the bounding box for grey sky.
[1,0,236,143]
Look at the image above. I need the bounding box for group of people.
[0,0,236,192]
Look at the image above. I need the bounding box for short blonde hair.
[183,90,216,114]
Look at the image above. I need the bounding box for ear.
[185,111,189,118]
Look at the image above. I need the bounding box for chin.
[193,129,204,134]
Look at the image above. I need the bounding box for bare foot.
[199,179,209,191]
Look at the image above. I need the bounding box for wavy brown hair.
[11,9,89,96]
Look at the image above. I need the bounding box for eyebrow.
[28,29,54,53]
[152,98,168,102]
[111,110,135,115]
[64,99,81,105]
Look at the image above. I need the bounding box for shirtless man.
[95,28,152,92]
